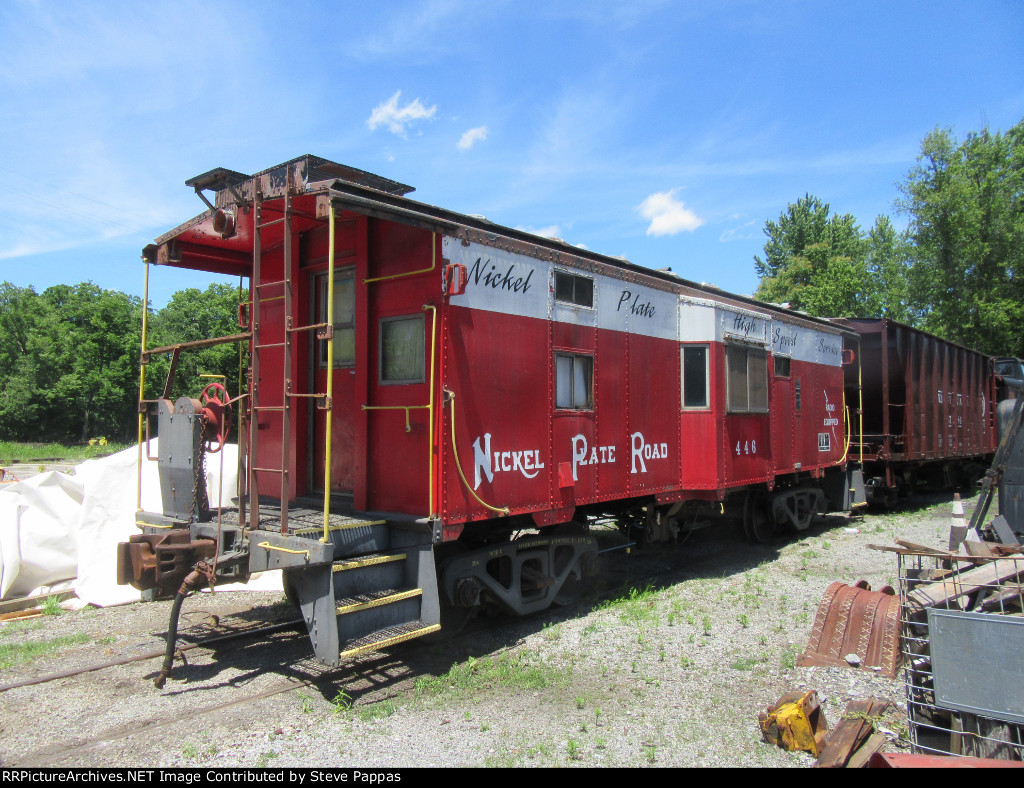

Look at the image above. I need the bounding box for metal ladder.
[247,164,332,534]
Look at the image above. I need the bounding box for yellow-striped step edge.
[336,588,422,616]
[333,554,406,572]
[291,519,386,536]
[338,623,442,661]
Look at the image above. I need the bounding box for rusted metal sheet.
[798,580,901,678]
[870,752,1024,768]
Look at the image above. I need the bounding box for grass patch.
[729,653,769,671]
[0,632,91,669]
[599,583,661,626]
[0,619,44,639]
[779,642,804,670]
[414,651,567,699]
[0,440,130,465]
[357,698,398,722]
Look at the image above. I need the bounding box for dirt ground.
[0,495,962,768]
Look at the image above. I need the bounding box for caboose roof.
[145,154,854,337]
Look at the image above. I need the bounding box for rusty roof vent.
[252,154,415,196]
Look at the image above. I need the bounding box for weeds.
[0,632,90,669]
[358,699,398,722]
[331,689,353,713]
[600,583,661,626]
[729,653,768,671]
[779,642,803,669]
[0,440,129,465]
[414,651,567,699]
[255,751,279,768]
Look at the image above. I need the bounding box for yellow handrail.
[858,350,864,464]
[322,205,337,544]
[836,395,851,465]
[424,302,437,520]
[362,404,429,432]
[360,300,439,518]
[136,261,150,513]
[446,389,510,516]
[363,233,436,284]
[257,542,310,562]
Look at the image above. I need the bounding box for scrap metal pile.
[896,543,1024,760]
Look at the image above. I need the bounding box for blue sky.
[1,0,1022,307]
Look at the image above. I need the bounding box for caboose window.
[555,353,593,409]
[774,356,791,378]
[317,273,355,368]
[380,315,425,384]
[681,345,709,409]
[725,346,768,413]
[554,271,594,308]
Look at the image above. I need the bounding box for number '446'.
[735,440,757,455]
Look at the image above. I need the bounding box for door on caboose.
[312,271,358,498]
[772,355,795,472]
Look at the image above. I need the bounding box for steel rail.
[0,617,303,694]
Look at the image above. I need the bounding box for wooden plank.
[964,540,1001,558]
[907,559,1024,611]
[815,699,890,768]
[846,732,888,769]
[896,539,951,556]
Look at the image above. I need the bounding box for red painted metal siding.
[436,236,850,527]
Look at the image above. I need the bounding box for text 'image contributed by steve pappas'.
[1,771,403,784]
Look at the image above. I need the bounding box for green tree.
[753,195,871,317]
[897,120,1024,356]
[147,283,248,403]
[863,215,913,323]
[41,283,142,442]
[0,283,51,439]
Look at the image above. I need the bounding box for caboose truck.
[117,155,864,682]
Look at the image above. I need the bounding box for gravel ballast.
[0,494,965,768]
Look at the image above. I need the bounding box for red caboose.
[119,155,860,671]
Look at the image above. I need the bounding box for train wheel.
[551,523,598,607]
[428,542,474,639]
[742,490,776,544]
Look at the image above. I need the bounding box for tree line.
[754,118,1024,358]
[0,282,245,443]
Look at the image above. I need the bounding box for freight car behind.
[835,318,998,506]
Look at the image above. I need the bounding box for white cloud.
[637,189,703,236]
[367,91,437,136]
[515,224,562,239]
[458,125,488,151]
[720,219,759,243]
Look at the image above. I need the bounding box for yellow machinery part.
[758,690,829,757]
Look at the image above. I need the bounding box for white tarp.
[0,441,282,606]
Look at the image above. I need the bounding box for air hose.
[153,567,210,689]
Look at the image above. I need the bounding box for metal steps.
[339,621,442,661]
[280,523,441,667]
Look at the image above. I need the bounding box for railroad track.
[1,533,723,768]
